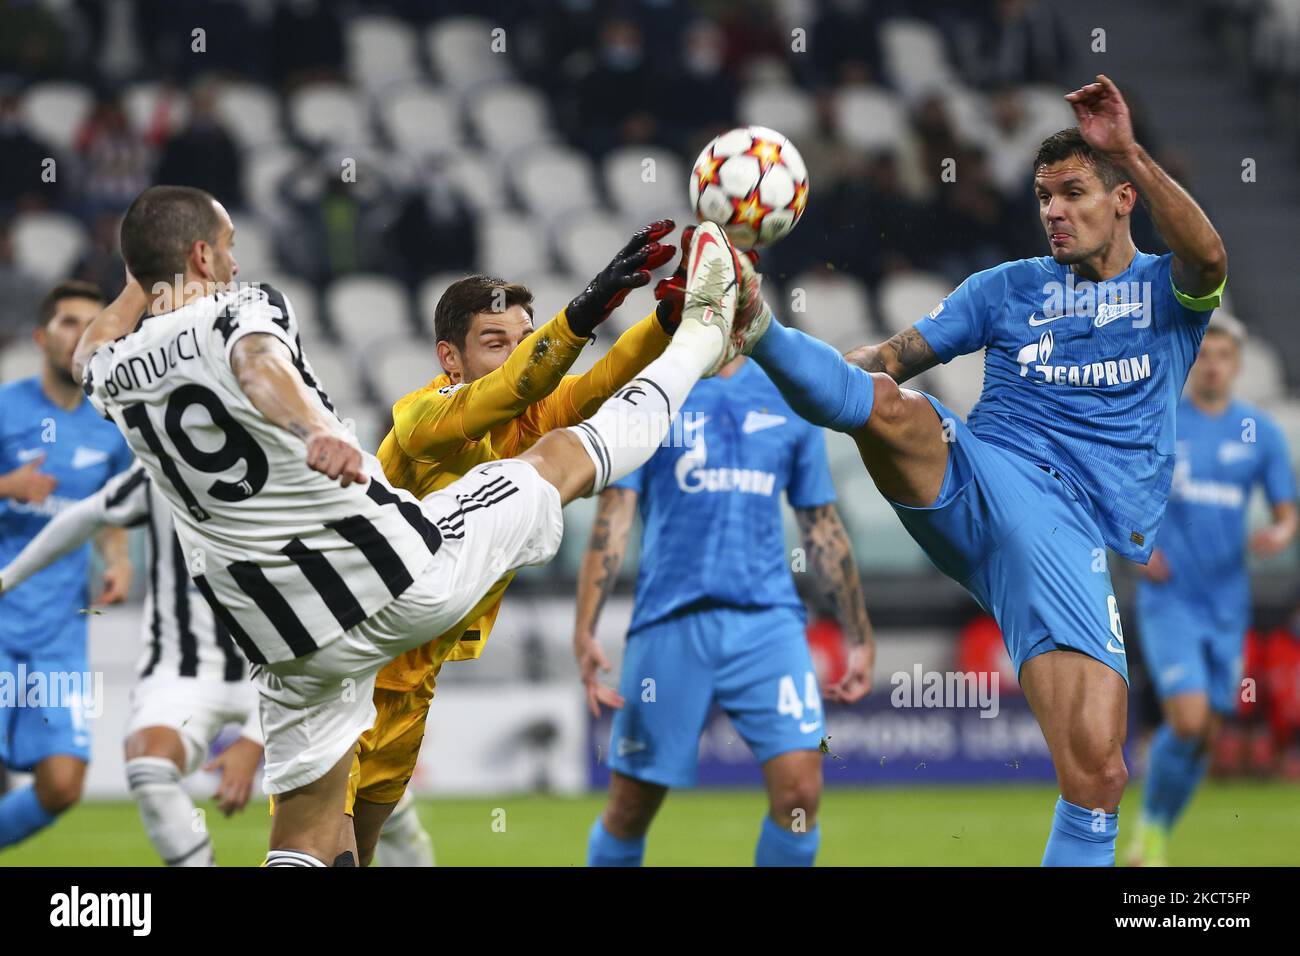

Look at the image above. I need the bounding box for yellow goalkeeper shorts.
[345,687,434,813]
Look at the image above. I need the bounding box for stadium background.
[0,0,1297,864]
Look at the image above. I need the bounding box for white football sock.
[568,327,720,494]
[126,756,214,867]
[264,849,327,866]
[374,789,435,867]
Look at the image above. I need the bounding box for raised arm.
[231,333,366,486]
[1067,74,1227,296]
[72,275,151,385]
[795,503,876,702]
[572,486,638,717]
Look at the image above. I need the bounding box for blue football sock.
[755,816,820,867]
[586,817,646,867]
[1042,796,1117,867]
[1141,723,1208,831]
[0,784,58,849]
[750,317,875,432]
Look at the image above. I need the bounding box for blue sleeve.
[611,464,644,495]
[1259,417,1297,506]
[787,425,836,509]
[912,268,996,363]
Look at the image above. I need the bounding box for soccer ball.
[689,125,809,250]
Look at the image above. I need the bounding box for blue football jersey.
[615,360,836,634]
[915,251,1218,563]
[1137,398,1296,620]
[0,377,133,652]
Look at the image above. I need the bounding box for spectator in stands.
[659,19,737,156]
[0,0,70,79]
[155,83,244,209]
[71,213,126,301]
[0,89,61,214]
[73,93,154,222]
[384,163,479,287]
[808,0,887,88]
[946,0,1070,90]
[931,144,1007,283]
[276,156,393,284]
[270,0,345,90]
[569,17,658,156]
[0,221,47,348]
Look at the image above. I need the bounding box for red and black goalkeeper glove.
[565,219,676,338]
[654,225,758,334]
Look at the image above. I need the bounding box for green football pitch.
[1,782,1295,866]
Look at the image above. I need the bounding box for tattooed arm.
[795,503,876,703]
[843,326,940,384]
[573,487,638,716]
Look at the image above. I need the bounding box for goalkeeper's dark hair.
[434,274,534,351]
[1033,128,1128,192]
[120,185,222,291]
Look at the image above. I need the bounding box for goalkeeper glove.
[565,219,676,337]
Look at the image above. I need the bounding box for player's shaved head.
[120,185,224,290]
[1034,128,1127,191]
[435,275,534,351]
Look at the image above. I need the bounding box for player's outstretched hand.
[205,737,263,816]
[575,634,625,717]
[0,455,58,503]
[305,432,367,487]
[1065,74,1137,159]
[96,559,132,605]
[824,641,875,705]
[566,219,676,337]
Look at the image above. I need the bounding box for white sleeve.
[1,493,108,593]
[215,284,301,369]
[82,342,117,419]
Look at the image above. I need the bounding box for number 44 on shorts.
[778,672,822,732]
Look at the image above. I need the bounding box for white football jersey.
[84,284,442,664]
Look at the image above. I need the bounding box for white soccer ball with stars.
[689,125,809,250]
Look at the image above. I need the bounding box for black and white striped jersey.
[84,283,442,665]
[96,464,248,682]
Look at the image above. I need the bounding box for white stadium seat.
[929,352,986,418]
[342,403,392,453]
[1237,334,1287,405]
[417,271,467,331]
[11,211,86,283]
[877,270,952,335]
[428,17,513,92]
[467,83,553,153]
[229,215,276,275]
[242,144,303,224]
[257,273,321,346]
[441,149,508,212]
[737,83,816,141]
[20,81,93,151]
[1018,84,1077,141]
[347,15,422,95]
[380,83,462,158]
[0,340,43,384]
[784,270,874,354]
[880,19,958,100]
[288,83,369,148]
[303,343,367,413]
[553,211,624,278]
[603,146,686,219]
[516,272,581,328]
[512,145,598,220]
[478,212,549,278]
[215,81,283,150]
[372,339,441,411]
[832,86,908,154]
[326,275,415,347]
[123,82,188,135]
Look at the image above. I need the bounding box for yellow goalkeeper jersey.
[373,307,669,694]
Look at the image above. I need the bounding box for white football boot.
[680,221,741,377]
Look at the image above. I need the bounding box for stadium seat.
[428,17,513,92]
[417,271,465,331]
[11,211,86,283]
[302,342,368,413]
[343,403,392,454]
[1238,334,1287,405]
[880,19,958,100]
[380,83,462,158]
[347,15,422,95]
[258,273,321,345]
[326,275,417,348]
[441,149,508,212]
[123,82,189,137]
[1018,84,1078,141]
[466,83,554,153]
[941,84,991,147]
[0,339,43,384]
[372,340,441,411]
[877,270,952,335]
[242,144,302,223]
[553,211,625,279]
[19,81,93,152]
[737,84,817,141]
[784,270,875,354]
[832,86,908,154]
[516,272,581,328]
[512,145,599,220]
[229,215,276,276]
[827,454,931,573]
[288,83,370,148]
[929,353,986,418]
[603,146,687,219]
[215,81,284,150]
[479,212,550,278]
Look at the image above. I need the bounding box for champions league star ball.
[689,125,809,250]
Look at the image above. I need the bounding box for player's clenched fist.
[565,219,677,337]
[304,431,367,487]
